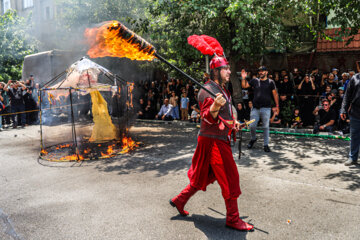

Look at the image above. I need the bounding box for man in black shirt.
[340,73,360,166]
[4,80,27,128]
[241,66,279,152]
[312,99,336,134]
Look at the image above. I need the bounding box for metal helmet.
[210,55,229,69]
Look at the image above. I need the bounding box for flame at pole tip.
[84,20,156,61]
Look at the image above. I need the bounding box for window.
[23,0,34,9]
[3,0,11,12]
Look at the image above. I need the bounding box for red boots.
[170,184,198,216]
[225,199,254,231]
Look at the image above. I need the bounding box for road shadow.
[95,123,197,176]
[324,165,360,191]
[237,132,348,174]
[170,214,249,240]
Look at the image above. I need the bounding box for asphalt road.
[0,122,359,240]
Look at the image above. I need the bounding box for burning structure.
[39,57,137,162]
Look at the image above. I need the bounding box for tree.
[298,0,360,44]
[140,0,306,104]
[141,0,360,104]
[0,10,38,82]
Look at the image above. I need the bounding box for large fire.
[85,21,156,61]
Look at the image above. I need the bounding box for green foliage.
[296,0,360,43]
[0,10,38,82]
[136,0,310,80]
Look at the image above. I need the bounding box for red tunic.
[187,82,241,200]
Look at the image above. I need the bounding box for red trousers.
[187,135,241,200]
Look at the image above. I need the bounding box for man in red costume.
[170,55,254,231]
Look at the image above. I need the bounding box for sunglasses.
[322,104,329,106]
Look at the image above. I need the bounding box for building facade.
[1,0,59,50]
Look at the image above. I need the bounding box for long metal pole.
[69,89,80,161]
[154,53,216,98]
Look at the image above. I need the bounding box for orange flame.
[85,21,156,61]
[121,136,139,154]
[41,149,48,155]
[60,154,84,161]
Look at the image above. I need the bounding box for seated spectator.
[144,99,156,119]
[137,98,146,119]
[338,112,350,135]
[169,91,180,120]
[291,108,303,128]
[156,98,174,121]
[338,86,345,100]
[236,103,246,122]
[270,107,282,127]
[279,93,294,127]
[312,99,336,134]
[321,85,332,98]
[180,92,189,121]
[189,104,200,123]
[245,101,253,121]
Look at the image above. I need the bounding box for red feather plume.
[187,35,224,56]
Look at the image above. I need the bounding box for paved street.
[0,122,359,240]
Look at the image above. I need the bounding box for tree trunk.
[229,53,242,105]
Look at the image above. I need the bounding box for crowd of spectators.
[136,67,358,135]
[0,67,357,135]
[0,76,39,131]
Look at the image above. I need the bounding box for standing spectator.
[241,66,279,152]
[312,99,336,134]
[311,67,322,86]
[332,68,339,82]
[4,80,27,128]
[278,75,294,97]
[298,74,316,126]
[349,70,356,80]
[0,82,11,128]
[156,98,174,121]
[340,73,360,166]
[0,91,4,131]
[340,72,350,86]
[169,91,180,120]
[291,67,303,87]
[343,72,352,91]
[180,92,190,121]
[326,73,339,90]
[24,87,37,125]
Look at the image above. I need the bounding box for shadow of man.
[171,214,248,240]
